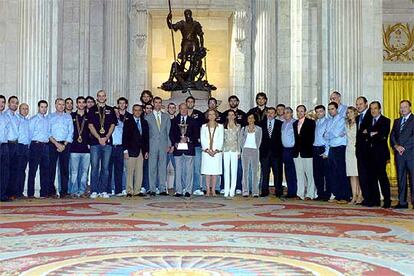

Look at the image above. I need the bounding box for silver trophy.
[177,123,189,150]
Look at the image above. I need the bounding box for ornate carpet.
[1,197,413,275]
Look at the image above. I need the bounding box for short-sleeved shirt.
[71,111,90,153]
[87,105,117,146]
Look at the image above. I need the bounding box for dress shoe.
[393,203,408,209]
[138,193,145,197]
[149,192,156,196]
[185,192,191,197]
[174,193,183,197]
[126,193,133,197]
[1,198,12,202]
[160,192,169,196]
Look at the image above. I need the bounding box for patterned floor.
[1,196,413,275]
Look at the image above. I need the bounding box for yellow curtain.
[383,72,414,184]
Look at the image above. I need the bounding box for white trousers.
[223,151,239,197]
[294,156,317,199]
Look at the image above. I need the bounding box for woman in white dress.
[346,106,363,204]
[201,109,224,196]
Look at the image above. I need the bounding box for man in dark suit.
[170,103,197,197]
[366,101,391,208]
[248,92,268,124]
[390,100,414,209]
[355,96,372,205]
[259,107,283,197]
[123,104,149,196]
[293,105,317,200]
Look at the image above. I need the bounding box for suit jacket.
[293,118,315,158]
[122,116,149,157]
[356,110,373,159]
[367,115,391,162]
[239,125,262,151]
[247,106,268,124]
[145,111,171,153]
[390,113,414,160]
[169,115,196,156]
[259,118,283,158]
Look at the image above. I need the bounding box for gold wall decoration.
[383,23,414,62]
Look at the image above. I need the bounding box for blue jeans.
[90,145,112,194]
[193,146,202,191]
[69,153,90,195]
[283,147,297,197]
[108,145,124,194]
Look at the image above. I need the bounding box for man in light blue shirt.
[324,102,351,202]
[281,107,297,198]
[5,96,20,199]
[312,105,330,200]
[0,95,11,202]
[28,100,50,198]
[48,98,74,198]
[16,103,30,198]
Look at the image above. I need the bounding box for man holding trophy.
[170,103,196,197]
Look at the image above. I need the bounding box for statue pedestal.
[166,89,217,111]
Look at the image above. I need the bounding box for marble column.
[104,0,129,104]
[79,0,91,97]
[252,0,277,106]
[17,0,53,114]
[230,0,252,111]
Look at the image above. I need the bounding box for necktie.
[373,118,377,126]
[268,120,272,137]
[136,119,141,134]
[400,117,406,133]
[156,112,161,130]
[359,113,364,128]
[181,116,185,124]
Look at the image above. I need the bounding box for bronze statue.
[161,9,216,92]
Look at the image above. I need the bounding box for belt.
[32,141,48,144]
[113,144,123,148]
[8,140,18,144]
[313,145,325,148]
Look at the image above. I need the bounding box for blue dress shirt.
[0,112,10,143]
[282,118,296,148]
[112,118,124,146]
[324,114,347,153]
[48,112,74,143]
[313,116,329,154]
[6,109,19,141]
[17,113,30,145]
[29,113,50,143]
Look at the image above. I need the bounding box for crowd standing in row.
[0,90,412,209]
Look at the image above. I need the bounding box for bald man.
[16,103,30,198]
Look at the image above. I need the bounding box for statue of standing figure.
[161,9,216,92]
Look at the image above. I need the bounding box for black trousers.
[49,143,70,196]
[0,143,9,201]
[16,144,29,197]
[108,145,124,194]
[367,157,391,206]
[6,142,18,197]
[396,154,414,206]
[260,153,283,196]
[28,142,50,197]
[357,152,370,202]
[313,146,330,200]
[327,146,351,201]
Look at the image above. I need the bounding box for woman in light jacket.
[201,109,224,196]
[239,113,262,197]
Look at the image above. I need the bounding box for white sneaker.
[193,189,204,196]
[140,187,146,194]
[100,192,110,199]
[122,190,127,196]
[156,188,160,195]
[115,193,124,197]
[220,189,225,194]
[90,192,98,199]
[236,189,242,195]
[111,190,115,195]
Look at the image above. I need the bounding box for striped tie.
[268,120,272,137]
[156,112,161,130]
[400,117,406,133]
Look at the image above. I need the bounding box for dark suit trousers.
[396,154,413,205]
[283,147,297,197]
[357,153,371,202]
[260,153,283,196]
[327,146,351,200]
[28,142,50,197]
[0,144,9,200]
[16,144,30,197]
[49,143,70,196]
[6,143,18,197]
[313,146,330,200]
[367,158,391,206]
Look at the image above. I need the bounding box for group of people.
[0,90,412,209]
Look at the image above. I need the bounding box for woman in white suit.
[201,109,224,196]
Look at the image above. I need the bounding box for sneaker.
[236,189,242,195]
[156,188,160,195]
[111,190,115,195]
[220,189,225,194]
[193,189,204,196]
[122,190,127,196]
[140,187,146,194]
[115,193,124,197]
[90,192,98,199]
[100,192,110,199]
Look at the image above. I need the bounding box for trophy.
[177,123,189,150]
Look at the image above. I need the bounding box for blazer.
[200,123,224,151]
[169,115,196,156]
[293,118,316,158]
[259,118,283,158]
[367,115,391,162]
[122,116,149,158]
[390,113,414,160]
[145,111,171,152]
[356,110,373,159]
[239,125,262,151]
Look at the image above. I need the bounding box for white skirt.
[201,151,223,175]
